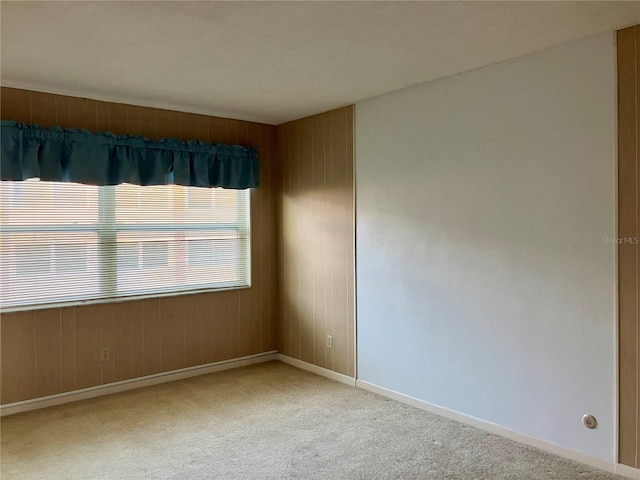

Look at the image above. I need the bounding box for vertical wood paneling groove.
[311,119,317,366]
[328,111,337,372]
[285,123,290,355]
[281,124,289,355]
[618,25,640,469]
[346,106,355,377]
[295,121,301,359]
[259,126,266,351]
[636,27,640,470]
[291,122,300,359]
[60,307,75,392]
[259,126,264,350]
[34,309,62,397]
[0,87,278,404]
[334,108,349,375]
[59,310,63,391]
[74,306,101,389]
[270,126,280,351]
[276,106,354,377]
[112,302,133,382]
[290,121,296,357]
[298,118,314,364]
[98,304,115,385]
[322,115,328,370]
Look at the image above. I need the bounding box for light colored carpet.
[1,361,624,480]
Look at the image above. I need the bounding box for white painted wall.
[356,33,617,461]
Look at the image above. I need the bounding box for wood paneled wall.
[0,87,279,404]
[276,106,355,377]
[618,25,640,469]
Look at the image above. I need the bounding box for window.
[0,179,250,310]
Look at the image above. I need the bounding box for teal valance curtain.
[0,121,260,189]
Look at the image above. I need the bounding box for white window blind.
[0,179,250,310]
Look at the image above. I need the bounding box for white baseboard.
[616,463,640,479]
[1,351,278,417]
[276,354,356,387]
[356,379,638,479]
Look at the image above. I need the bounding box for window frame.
[0,182,252,313]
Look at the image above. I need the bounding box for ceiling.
[2,1,639,125]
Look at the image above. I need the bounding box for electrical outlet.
[101,348,111,362]
[326,335,333,349]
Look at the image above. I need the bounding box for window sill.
[0,284,252,313]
